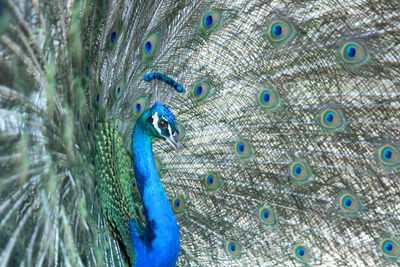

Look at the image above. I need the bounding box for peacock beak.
[165,132,181,152]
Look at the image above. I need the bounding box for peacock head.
[140,102,181,151]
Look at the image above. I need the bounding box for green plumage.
[95,122,138,265]
[0,0,399,266]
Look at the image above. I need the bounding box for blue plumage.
[130,102,181,266]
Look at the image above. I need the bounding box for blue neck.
[130,122,180,267]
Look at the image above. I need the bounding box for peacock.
[0,0,399,266]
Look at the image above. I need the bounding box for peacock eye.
[158,120,168,129]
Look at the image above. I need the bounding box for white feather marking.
[151,112,162,136]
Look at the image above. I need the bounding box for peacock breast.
[147,215,180,266]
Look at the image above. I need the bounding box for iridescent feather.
[0,0,399,266]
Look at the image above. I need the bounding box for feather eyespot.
[87,123,91,132]
[342,196,354,209]
[322,109,341,127]
[262,91,271,104]
[142,33,159,59]
[256,88,280,112]
[338,192,362,214]
[133,97,147,117]
[114,80,124,99]
[107,22,121,49]
[293,244,311,263]
[201,11,221,32]
[176,124,185,141]
[132,178,138,193]
[225,240,241,258]
[94,86,101,107]
[266,19,296,46]
[341,42,367,63]
[203,14,213,29]
[234,140,253,160]
[379,238,399,258]
[258,206,277,226]
[174,199,181,209]
[271,23,282,38]
[289,161,313,185]
[204,173,221,191]
[293,164,302,176]
[382,147,394,162]
[110,31,117,43]
[114,119,122,131]
[344,44,357,60]
[172,196,185,213]
[192,81,212,101]
[318,108,345,132]
[337,41,370,67]
[195,85,202,96]
[377,144,399,169]
[144,41,152,54]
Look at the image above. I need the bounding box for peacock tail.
[0,0,400,266]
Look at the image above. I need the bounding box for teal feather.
[0,0,400,266]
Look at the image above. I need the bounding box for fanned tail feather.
[0,0,399,266]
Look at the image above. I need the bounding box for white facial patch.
[151,112,162,135]
[151,112,172,138]
[167,123,172,138]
